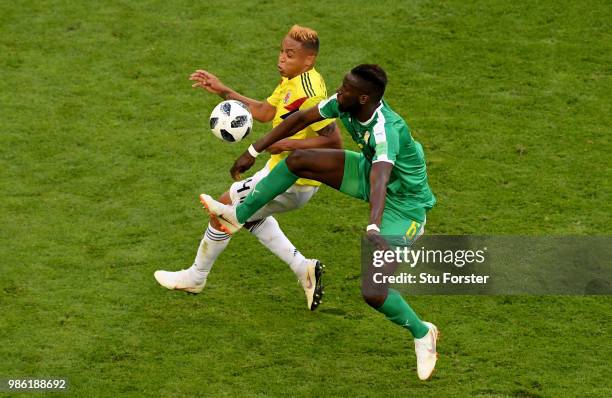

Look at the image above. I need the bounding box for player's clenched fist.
[366,229,390,251]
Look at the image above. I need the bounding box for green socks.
[236,160,299,224]
[377,289,429,339]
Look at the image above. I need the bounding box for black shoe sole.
[310,261,325,311]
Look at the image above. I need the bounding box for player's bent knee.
[361,292,387,309]
[286,149,311,173]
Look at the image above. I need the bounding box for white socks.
[188,224,230,284]
[249,216,307,278]
[188,217,308,285]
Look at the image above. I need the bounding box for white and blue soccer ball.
[209,100,253,143]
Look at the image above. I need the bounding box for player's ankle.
[292,258,309,280]
[188,265,208,284]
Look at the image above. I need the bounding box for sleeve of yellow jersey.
[300,95,334,132]
[266,83,284,107]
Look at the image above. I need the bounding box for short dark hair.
[350,64,387,101]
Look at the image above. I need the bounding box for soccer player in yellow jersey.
[154,25,341,310]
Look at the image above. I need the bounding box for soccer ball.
[209,100,253,143]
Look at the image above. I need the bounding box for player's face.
[277,36,313,79]
[336,73,365,113]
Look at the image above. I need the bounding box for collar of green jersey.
[356,101,384,126]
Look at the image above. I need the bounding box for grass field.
[1,0,611,396]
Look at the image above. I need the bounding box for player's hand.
[230,151,256,181]
[189,69,229,96]
[366,229,389,251]
[266,139,295,154]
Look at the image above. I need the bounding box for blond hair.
[287,25,319,53]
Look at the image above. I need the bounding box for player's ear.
[359,94,369,105]
[304,53,316,68]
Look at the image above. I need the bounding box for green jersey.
[318,94,436,212]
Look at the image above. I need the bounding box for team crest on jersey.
[283,91,291,104]
[363,131,371,143]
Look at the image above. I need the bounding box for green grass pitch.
[1,1,610,396]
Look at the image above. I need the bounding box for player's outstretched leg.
[362,259,438,380]
[200,149,345,232]
[234,160,300,224]
[198,161,299,233]
[232,149,345,224]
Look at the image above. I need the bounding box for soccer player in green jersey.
[200,64,439,380]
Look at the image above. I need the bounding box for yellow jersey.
[265,68,334,186]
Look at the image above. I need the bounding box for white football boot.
[199,194,243,235]
[301,260,325,311]
[154,269,205,294]
[414,321,439,380]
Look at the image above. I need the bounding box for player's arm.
[230,106,325,180]
[221,90,275,123]
[267,122,342,154]
[368,161,393,227]
[367,122,399,243]
[190,69,275,122]
[367,161,394,250]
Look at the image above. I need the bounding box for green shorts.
[339,150,426,244]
